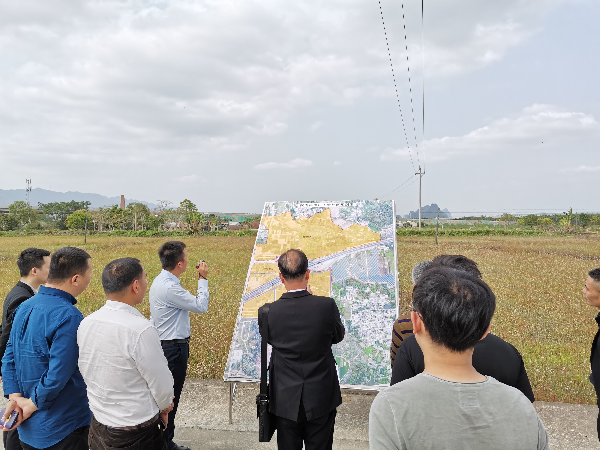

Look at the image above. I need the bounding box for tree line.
[0,199,260,233]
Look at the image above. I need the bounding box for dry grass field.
[0,234,599,404]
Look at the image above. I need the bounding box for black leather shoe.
[168,442,191,450]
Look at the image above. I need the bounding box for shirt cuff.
[197,279,208,288]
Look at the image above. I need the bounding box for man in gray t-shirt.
[369,267,548,450]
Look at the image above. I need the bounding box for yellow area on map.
[254,209,380,261]
[241,262,332,318]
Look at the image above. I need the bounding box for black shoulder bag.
[256,303,277,442]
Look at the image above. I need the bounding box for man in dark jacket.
[390,255,535,403]
[258,249,345,450]
[0,248,50,450]
[584,267,600,441]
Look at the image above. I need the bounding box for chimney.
[120,195,125,210]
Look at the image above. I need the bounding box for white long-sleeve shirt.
[149,269,209,340]
[77,300,174,427]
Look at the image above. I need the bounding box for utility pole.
[25,179,32,205]
[415,166,424,230]
[84,206,88,244]
[435,207,440,245]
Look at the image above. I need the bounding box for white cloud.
[563,165,600,173]
[254,158,313,170]
[381,104,600,162]
[333,161,341,166]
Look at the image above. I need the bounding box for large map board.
[223,200,399,388]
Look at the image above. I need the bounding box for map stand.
[228,382,238,424]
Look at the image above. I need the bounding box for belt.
[161,337,190,345]
[103,413,160,431]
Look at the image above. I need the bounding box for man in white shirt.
[149,241,209,450]
[369,267,549,450]
[78,257,174,450]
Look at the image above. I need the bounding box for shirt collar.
[161,269,181,284]
[104,300,145,318]
[287,289,306,293]
[19,280,38,294]
[38,285,78,305]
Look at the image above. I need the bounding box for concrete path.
[172,380,600,449]
[2,379,600,449]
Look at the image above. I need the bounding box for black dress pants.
[276,409,337,450]
[88,416,167,450]
[161,341,189,445]
[3,428,22,450]
[19,426,89,450]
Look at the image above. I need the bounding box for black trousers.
[19,426,89,450]
[89,416,166,450]
[161,341,189,445]
[3,428,22,450]
[275,409,337,450]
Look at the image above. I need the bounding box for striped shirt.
[390,314,413,368]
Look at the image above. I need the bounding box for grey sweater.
[369,374,549,450]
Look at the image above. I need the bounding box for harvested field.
[0,234,598,404]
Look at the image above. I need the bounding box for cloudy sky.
[0,0,597,215]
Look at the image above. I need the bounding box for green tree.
[0,214,20,231]
[537,217,554,226]
[578,213,592,227]
[39,201,91,229]
[499,213,516,222]
[127,203,150,231]
[559,208,573,230]
[517,214,538,227]
[179,199,205,233]
[65,210,88,230]
[9,201,40,228]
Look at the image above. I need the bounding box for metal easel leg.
[229,382,238,424]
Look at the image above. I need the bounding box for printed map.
[223,200,398,388]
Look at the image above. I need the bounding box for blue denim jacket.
[1,286,92,448]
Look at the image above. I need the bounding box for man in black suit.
[258,249,345,450]
[584,267,600,441]
[0,247,51,450]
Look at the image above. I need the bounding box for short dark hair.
[278,249,309,280]
[158,241,187,270]
[412,267,495,352]
[17,248,51,277]
[590,268,600,284]
[427,255,482,279]
[47,247,91,283]
[102,258,144,294]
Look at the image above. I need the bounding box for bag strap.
[260,303,271,395]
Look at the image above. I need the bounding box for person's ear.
[71,274,80,286]
[410,311,423,334]
[132,279,139,295]
[279,273,285,284]
[480,323,492,341]
[305,269,310,281]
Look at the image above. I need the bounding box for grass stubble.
[1,234,599,404]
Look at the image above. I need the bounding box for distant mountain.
[0,188,158,209]
[403,203,452,219]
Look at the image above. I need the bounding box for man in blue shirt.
[1,247,93,450]
[149,241,209,450]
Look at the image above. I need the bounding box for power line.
[400,1,420,163]
[377,0,416,172]
[421,0,425,173]
[381,175,417,198]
